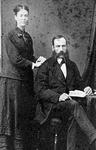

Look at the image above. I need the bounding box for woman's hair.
[13,4,29,15]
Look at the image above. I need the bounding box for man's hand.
[59,93,71,102]
[84,86,92,95]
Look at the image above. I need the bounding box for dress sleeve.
[5,33,33,69]
[26,34,37,63]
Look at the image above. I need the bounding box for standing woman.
[0,4,46,150]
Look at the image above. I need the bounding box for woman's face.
[15,9,29,29]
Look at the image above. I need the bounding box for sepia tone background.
[1,0,96,75]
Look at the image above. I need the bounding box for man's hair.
[52,35,67,46]
[13,4,29,15]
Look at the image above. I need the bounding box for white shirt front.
[61,63,67,78]
[57,58,67,78]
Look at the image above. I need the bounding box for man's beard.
[52,50,69,62]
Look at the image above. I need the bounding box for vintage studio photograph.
[0,0,96,150]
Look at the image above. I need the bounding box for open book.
[69,90,86,98]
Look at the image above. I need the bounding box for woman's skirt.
[0,77,35,136]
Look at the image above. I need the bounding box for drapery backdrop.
[83,3,96,89]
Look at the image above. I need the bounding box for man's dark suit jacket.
[35,56,86,125]
[1,27,36,81]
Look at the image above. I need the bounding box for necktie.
[61,63,67,78]
[60,58,66,65]
[57,58,67,78]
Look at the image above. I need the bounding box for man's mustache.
[53,51,66,58]
[52,50,69,62]
[57,51,65,58]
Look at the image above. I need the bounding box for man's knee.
[69,99,80,108]
[68,99,80,115]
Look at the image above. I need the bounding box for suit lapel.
[66,62,74,84]
[51,61,67,84]
[48,57,75,86]
[52,60,74,85]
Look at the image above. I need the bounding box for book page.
[69,90,86,97]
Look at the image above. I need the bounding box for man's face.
[52,37,67,58]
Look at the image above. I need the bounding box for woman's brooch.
[17,33,23,38]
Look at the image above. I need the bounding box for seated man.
[34,35,96,150]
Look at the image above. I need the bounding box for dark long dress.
[0,27,36,150]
